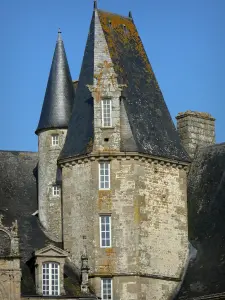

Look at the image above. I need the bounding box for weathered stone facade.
[61,154,189,300]
[176,111,215,158]
[38,129,67,242]
[0,217,21,300]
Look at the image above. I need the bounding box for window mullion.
[49,263,52,295]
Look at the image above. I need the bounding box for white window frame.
[52,185,60,197]
[101,278,113,300]
[51,134,59,146]
[42,262,60,296]
[99,162,110,190]
[99,215,112,248]
[101,99,112,127]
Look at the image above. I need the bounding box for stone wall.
[0,258,21,300]
[38,129,67,242]
[176,111,215,158]
[61,154,189,300]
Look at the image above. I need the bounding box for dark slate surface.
[36,32,75,134]
[177,143,225,299]
[98,10,189,162]
[0,151,92,297]
[60,13,95,159]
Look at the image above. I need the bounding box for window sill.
[100,126,114,130]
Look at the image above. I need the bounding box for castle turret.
[59,4,190,300]
[36,30,75,241]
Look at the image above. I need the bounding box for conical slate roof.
[60,8,189,162]
[36,31,75,134]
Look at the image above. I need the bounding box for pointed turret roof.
[60,8,189,162]
[35,30,75,134]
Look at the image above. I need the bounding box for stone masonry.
[176,111,215,158]
[38,129,67,242]
[61,154,189,300]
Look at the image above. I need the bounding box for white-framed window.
[52,185,60,197]
[52,134,59,146]
[101,278,112,300]
[100,215,111,248]
[102,99,112,127]
[99,162,110,190]
[42,262,60,296]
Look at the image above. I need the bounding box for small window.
[101,278,112,300]
[52,135,59,146]
[42,262,60,296]
[99,162,110,190]
[52,185,60,197]
[100,215,111,248]
[102,99,112,127]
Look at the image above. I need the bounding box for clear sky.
[1,0,225,151]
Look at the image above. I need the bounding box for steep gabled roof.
[60,8,189,162]
[36,31,75,134]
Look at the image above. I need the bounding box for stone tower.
[35,30,75,242]
[58,4,191,300]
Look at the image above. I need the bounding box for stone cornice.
[89,271,181,282]
[58,151,190,171]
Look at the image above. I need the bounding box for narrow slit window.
[52,185,60,197]
[102,99,112,127]
[52,134,59,146]
[100,216,111,248]
[101,278,112,300]
[99,162,110,190]
[42,262,60,296]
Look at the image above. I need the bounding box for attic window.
[52,134,59,146]
[108,20,112,28]
[123,24,128,34]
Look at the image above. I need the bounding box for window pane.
[101,279,112,300]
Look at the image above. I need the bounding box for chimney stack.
[176,111,215,158]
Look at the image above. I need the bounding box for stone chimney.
[176,111,215,158]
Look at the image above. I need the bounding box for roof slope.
[60,9,189,162]
[177,143,225,298]
[36,32,75,134]
[98,10,189,161]
[60,14,95,159]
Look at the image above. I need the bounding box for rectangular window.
[52,134,59,146]
[101,278,112,300]
[42,262,60,296]
[52,185,60,197]
[100,215,111,248]
[99,162,110,190]
[102,99,112,127]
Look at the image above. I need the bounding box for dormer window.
[102,99,112,127]
[52,134,59,146]
[34,244,68,296]
[42,262,60,296]
[52,185,60,197]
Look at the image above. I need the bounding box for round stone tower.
[35,30,74,241]
[58,6,190,300]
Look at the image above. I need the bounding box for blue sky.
[1,0,225,151]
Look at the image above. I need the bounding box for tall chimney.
[176,111,215,158]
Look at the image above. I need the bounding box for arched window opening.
[42,262,60,296]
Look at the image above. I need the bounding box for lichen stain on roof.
[98,10,156,86]
[98,10,189,162]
